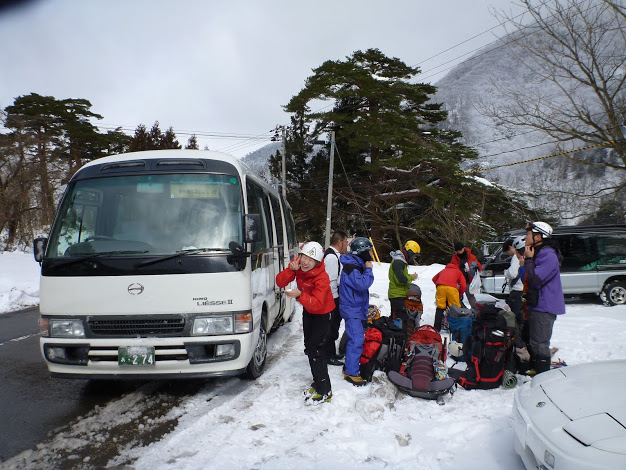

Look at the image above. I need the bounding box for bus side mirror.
[34,237,48,263]
[244,214,262,243]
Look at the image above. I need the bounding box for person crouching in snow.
[276,241,336,404]
[339,237,375,386]
[432,263,466,332]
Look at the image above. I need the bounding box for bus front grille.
[89,317,185,336]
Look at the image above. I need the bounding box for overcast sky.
[0,0,525,158]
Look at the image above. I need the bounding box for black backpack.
[453,303,515,390]
[359,316,405,381]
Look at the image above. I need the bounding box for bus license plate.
[118,346,155,366]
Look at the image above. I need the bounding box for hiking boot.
[303,386,317,399]
[344,374,367,386]
[328,356,344,366]
[307,391,332,404]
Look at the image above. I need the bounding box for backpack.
[323,247,341,278]
[388,325,455,401]
[359,315,405,381]
[452,303,515,390]
[446,305,474,362]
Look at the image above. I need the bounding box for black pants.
[303,310,331,395]
[506,290,526,348]
[325,298,342,356]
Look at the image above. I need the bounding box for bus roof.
[74,149,279,197]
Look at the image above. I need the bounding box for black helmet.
[350,237,373,255]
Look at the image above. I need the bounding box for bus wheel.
[244,317,267,379]
[601,280,626,306]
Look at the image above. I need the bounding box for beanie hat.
[454,242,465,252]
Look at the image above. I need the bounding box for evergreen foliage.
[0,93,130,249]
[185,134,199,150]
[129,122,182,151]
[280,49,541,262]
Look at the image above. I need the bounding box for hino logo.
[128,283,144,295]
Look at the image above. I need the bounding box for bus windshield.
[46,173,243,258]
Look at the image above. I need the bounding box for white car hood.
[537,360,626,455]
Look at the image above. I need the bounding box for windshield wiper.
[136,248,226,268]
[53,250,150,267]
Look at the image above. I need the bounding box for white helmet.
[512,236,525,250]
[449,341,463,358]
[528,221,553,238]
[300,241,324,262]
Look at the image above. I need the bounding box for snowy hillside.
[241,142,282,184]
[432,35,622,222]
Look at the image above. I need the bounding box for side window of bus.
[281,194,297,249]
[270,195,284,247]
[245,181,270,254]
[262,194,274,247]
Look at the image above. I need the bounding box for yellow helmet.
[404,240,421,255]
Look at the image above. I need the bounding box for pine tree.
[160,126,181,149]
[147,121,164,150]
[2,93,128,246]
[185,134,199,150]
[283,49,538,260]
[4,93,66,225]
[129,124,150,152]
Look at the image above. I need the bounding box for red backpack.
[360,328,383,364]
[407,325,446,362]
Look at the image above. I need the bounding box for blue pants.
[343,317,365,376]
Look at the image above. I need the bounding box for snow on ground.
[3,253,626,469]
[0,251,40,313]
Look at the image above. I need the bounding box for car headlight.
[192,313,253,335]
[193,316,234,335]
[49,319,86,338]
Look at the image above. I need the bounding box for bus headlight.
[192,316,234,335]
[49,319,86,338]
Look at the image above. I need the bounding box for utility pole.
[281,127,286,200]
[324,131,336,249]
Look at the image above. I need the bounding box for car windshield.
[46,172,243,258]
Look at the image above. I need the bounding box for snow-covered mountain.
[241,142,281,184]
[432,35,622,222]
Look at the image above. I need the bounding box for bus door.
[260,192,280,323]
[246,181,276,322]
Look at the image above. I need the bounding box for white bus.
[33,150,298,379]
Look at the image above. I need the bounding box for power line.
[455,140,622,176]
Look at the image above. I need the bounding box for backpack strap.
[324,247,340,277]
[342,263,364,276]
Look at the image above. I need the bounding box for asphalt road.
[0,307,134,462]
[0,308,244,468]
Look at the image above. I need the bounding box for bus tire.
[601,280,626,306]
[244,317,267,379]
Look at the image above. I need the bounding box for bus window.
[246,181,270,254]
[270,195,284,247]
[281,194,297,249]
[261,194,274,247]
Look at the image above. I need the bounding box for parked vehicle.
[513,360,626,469]
[33,150,298,379]
[480,225,626,305]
